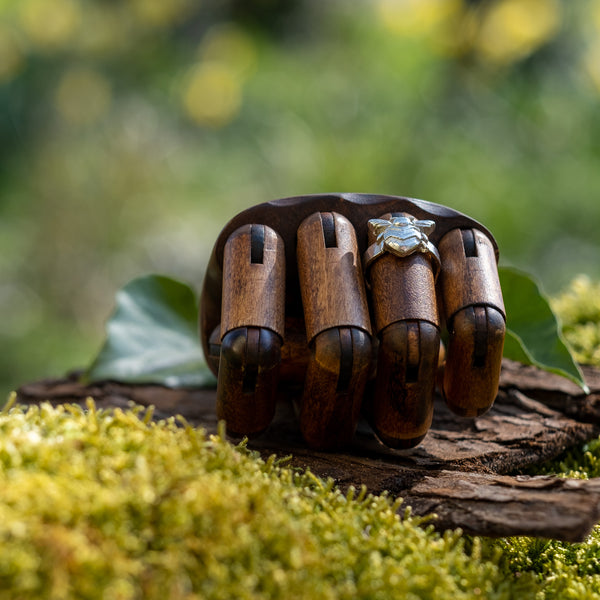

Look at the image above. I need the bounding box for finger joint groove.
[321,212,338,248]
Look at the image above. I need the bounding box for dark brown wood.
[438,228,506,417]
[368,254,440,332]
[201,197,505,449]
[399,471,600,543]
[14,360,600,541]
[217,327,281,436]
[443,306,506,417]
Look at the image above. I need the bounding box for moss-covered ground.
[0,400,539,599]
[0,397,598,600]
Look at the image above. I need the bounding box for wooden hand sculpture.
[200,194,505,450]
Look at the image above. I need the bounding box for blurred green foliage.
[1,0,600,393]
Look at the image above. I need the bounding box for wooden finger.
[438,228,506,416]
[296,212,372,449]
[216,224,285,436]
[365,212,440,448]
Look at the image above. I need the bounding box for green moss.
[0,397,536,600]
[484,434,600,600]
[551,276,600,366]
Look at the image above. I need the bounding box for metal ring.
[362,215,442,280]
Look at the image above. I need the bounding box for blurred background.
[1,0,599,394]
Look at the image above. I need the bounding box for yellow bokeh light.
[583,40,600,95]
[0,26,24,82]
[132,0,191,28]
[592,0,600,31]
[474,0,561,65]
[182,62,242,128]
[200,24,257,81]
[76,5,130,57]
[54,67,111,126]
[377,0,462,37]
[20,0,81,50]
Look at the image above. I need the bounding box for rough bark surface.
[15,359,600,542]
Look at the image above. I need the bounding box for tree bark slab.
[15,360,600,542]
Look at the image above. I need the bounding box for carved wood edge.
[14,359,600,541]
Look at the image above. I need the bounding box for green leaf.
[499,266,589,393]
[86,275,215,388]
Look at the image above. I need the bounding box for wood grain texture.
[368,254,439,332]
[400,472,600,542]
[364,321,439,448]
[221,224,285,339]
[299,327,372,449]
[216,224,286,436]
[208,203,507,447]
[362,212,440,448]
[437,228,506,417]
[296,212,371,342]
[216,326,281,436]
[443,306,506,417]
[438,228,505,321]
[296,212,372,448]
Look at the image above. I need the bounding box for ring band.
[362,215,442,280]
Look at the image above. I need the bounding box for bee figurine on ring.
[363,215,441,280]
[200,194,505,451]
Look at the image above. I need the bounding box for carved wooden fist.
[200,194,505,450]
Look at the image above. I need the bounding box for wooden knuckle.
[221,223,285,340]
[297,212,371,343]
[443,306,506,417]
[216,326,282,437]
[438,227,505,323]
[366,320,439,449]
[299,326,372,450]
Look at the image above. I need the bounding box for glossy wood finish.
[299,326,372,449]
[217,326,281,436]
[200,193,504,448]
[216,224,286,437]
[438,228,506,416]
[296,212,372,448]
[200,193,497,364]
[438,228,504,321]
[363,321,439,448]
[442,306,505,416]
[297,212,371,341]
[365,212,440,447]
[221,224,285,338]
